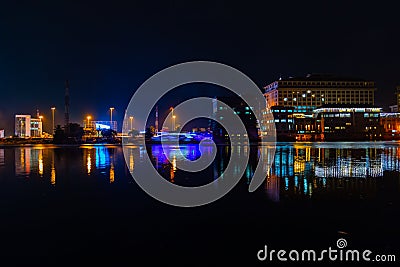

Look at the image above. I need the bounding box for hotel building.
[264,74,376,113]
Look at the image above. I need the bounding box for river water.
[0,142,399,265]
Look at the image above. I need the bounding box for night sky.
[0,1,399,134]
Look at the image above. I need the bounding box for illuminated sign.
[95,123,111,130]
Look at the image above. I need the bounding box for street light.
[129,116,134,131]
[110,107,115,122]
[172,115,176,131]
[51,107,56,134]
[39,116,44,137]
[110,107,115,131]
[87,116,92,128]
[170,107,174,131]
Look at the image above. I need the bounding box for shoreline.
[1,140,399,148]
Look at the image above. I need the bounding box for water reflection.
[266,143,400,201]
[0,149,4,166]
[10,146,120,185]
[3,143,400,201]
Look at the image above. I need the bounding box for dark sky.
[0,1,399,134]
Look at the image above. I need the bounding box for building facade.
[15,115,43,138]
[211,97,260,142]
[380,112,400,140]
[264,74,376,113]
[313,105,383,141]
[30,118,43,137]
[15,115,31,137]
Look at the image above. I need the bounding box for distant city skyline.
[1,1,399,134]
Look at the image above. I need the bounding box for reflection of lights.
[51,167,56,185]
[110,163,115,183]
[51,150,56,185]
[38,150,44,177]
[172,155,177,171]
[129,151,134,172]
[95,147,110,169]
[303,178,308,195]
[87,153,92,175]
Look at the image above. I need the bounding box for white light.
[293,98,297,101]
[284,98,288,101]
[307,90,311,94]
[302,94,306,97]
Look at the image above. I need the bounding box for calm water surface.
[0,142,399,265]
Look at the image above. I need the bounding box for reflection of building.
[265,144,400,201]
[15,148,32,175]
[15,115,43,138]
[14,148,44,176]
[0,149,4,166]
[264,74,375,113]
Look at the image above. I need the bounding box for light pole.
[87,116,92,129]
[110,107,115,131]
[129,116,134,131]
[51,107,56,134]
[110,107,115,122]
[170,107,174,131]
[39,116,44,137]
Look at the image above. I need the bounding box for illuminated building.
[313,105,383,140]
[15,115,43,138]
[30,118,43,137]
[0,129,4,138]
[396,86,400,111]
[267,106,295,141]
[264,74,375,113]
[380,112,400,140]
[211,96,260,142]
[15,115,32,137]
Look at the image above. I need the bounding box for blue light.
[96,123,111,130]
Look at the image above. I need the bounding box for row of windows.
[274,119,293,123]
[278,90,373,98]
[322,113,351,118]
[277,81,374,87]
